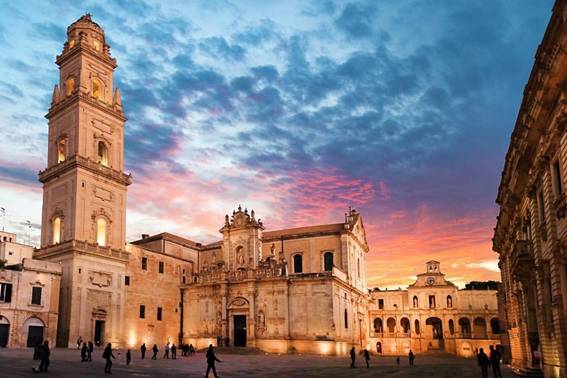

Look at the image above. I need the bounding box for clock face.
[426,277,435,286]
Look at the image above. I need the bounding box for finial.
[244,208,248,214]
[113,88,122,108]
[238,204,242,211]
[251,209,255,220]
[51,84,60,104]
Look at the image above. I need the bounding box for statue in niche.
[237,247,245,265]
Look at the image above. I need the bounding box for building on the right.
[493,1,567,376]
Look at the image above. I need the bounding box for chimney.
[141,234,149,239]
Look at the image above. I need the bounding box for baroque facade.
[0,231,62,348]
[493,1,567,377]
[368,261,501,358]
[16,14,504,357]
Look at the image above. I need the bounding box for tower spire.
[51,84,60,104]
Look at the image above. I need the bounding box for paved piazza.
[0,348,514,377]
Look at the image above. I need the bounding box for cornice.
[47,92,126,122]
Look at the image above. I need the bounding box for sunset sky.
[0,0,554,288]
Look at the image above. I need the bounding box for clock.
[426,277,435,286]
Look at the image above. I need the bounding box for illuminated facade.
[493,2,567,376]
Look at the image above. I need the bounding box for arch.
[227,296,249,309]
[473,317,487,338]
[65,76,75,97]
[400,317,410,334]
[52,216,62,244]
[92,78,103,100]
[449,319,455,335]
[0,315,9,347]
[97,141,109,166]
[459,318,471,337]
[323,252,333,272]
[57,137,67,163]
[23,317,44,347]
[414,319,420,335]
[425,317,443,339]
[293,254,303,273]
[96,218,107,246]
[23,317,44,328]
[490,317,501,334]
[412,296,418,308]
[386,317,396,333]
[446,295,453,308]
[373,317,383,333]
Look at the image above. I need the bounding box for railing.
[36,239,129,260]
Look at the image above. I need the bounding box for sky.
[0,0,554,288]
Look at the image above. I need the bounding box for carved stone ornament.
[229,297,248,307]
[89,271,112,288]
[555,195,567,219]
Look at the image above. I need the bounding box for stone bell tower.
[36,14,131,348]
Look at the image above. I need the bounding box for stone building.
[0,231,62,348]
[368,261,501,358]
[493,1,567,376]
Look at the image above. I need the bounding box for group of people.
[349,347,415,368]
[215,335,230,347]
[139,342,196,360]
[477,345,502,378]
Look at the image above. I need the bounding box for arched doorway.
[0,316,9,347]
[425,317,443,350]
[228,297,250,347]
[23,317,44,347]
[400,318,410,335]
[376,341,382,354]
[386,317,396,334]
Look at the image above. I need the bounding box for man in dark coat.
[87,341,93,361]
[205,344,222,378]
[103,343,115,374]
[81,342,87,362]
[477,348,490,378]
[408,350,415,365]
[363,349,370,368]
[32,341,50,373]
[350,347,356,368]
[489,345,502,378]
[141,343,146,359]
[152,344,158,360]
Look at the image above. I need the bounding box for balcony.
[509,240,534,280]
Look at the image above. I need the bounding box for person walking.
[216,335,222,347]
[396,356,400,367]
[126,349,132,365]
[87,341,93,361]
[103,343,115,374]
[76,336,82,350]
[141,343,146,360]
[81,342,87,362]
[205,344,222,378]
[171,344,177,359]
[32,341,50,373]
[350,347,356,368]
[477,348,490,378]
[363,349,370,368]
[163,342,170,359]
[489,345,502,378]
[152,344,158,360]
[189,344,195,356]
[408,350,415,366]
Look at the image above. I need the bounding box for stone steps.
[512,367,544,377]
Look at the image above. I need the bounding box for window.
[554,161,563,195]
[139,305,145,319]
[52,216,62,244]
[538,190,546,225]
[413,296,418,308]
[0,283,12,303]
[92,78,102,99]
[125,276,130,286]
[141,257,147,271]
[357,258,361,278]
[378,299,384,310]
[293,254,303,273]
[429,295,436,309]
[57,138,67,163]
[31,287,42,305]
[97,141,109,166]
[159,261,164,274]
[323,252,333,272]
[449,319,455,335]
[182,276,186,284]
[96,218,107,246]
[447,295,453,308]
[344,309,348,329]
[414,319,420,334]
[65,77,75,96]
[157,307,162,321]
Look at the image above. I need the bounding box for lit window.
[97,141,108,166]
[57,138,66,163]
[92,78,102,100]
[96,218,107,246]
[52,217,62,244]
[65,77,75,97]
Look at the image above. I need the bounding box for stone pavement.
[0,348,516,377]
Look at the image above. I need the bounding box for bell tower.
[36,14,131,348]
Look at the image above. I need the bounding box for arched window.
[373,318,383,333]
[52,217,62,244]
[97,141,109,166]
[414,319,420,334]
[459,318,471,337]
[57,138,67,163]
[344,309,348,329]
[400,317,410,334]
[490,318,501,334]
[449,319,455,335]
[323,252,333,272]
[96,218,107,246]
[293,254,303,273]
[65,77,75,97]
[413,296,418,308]
[447,295,453,308]
[473,317,487,338]
[386,317,396,333]
[92,78,103,100]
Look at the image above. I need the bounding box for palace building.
[493,1,567,377]
[0,14,502,356]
